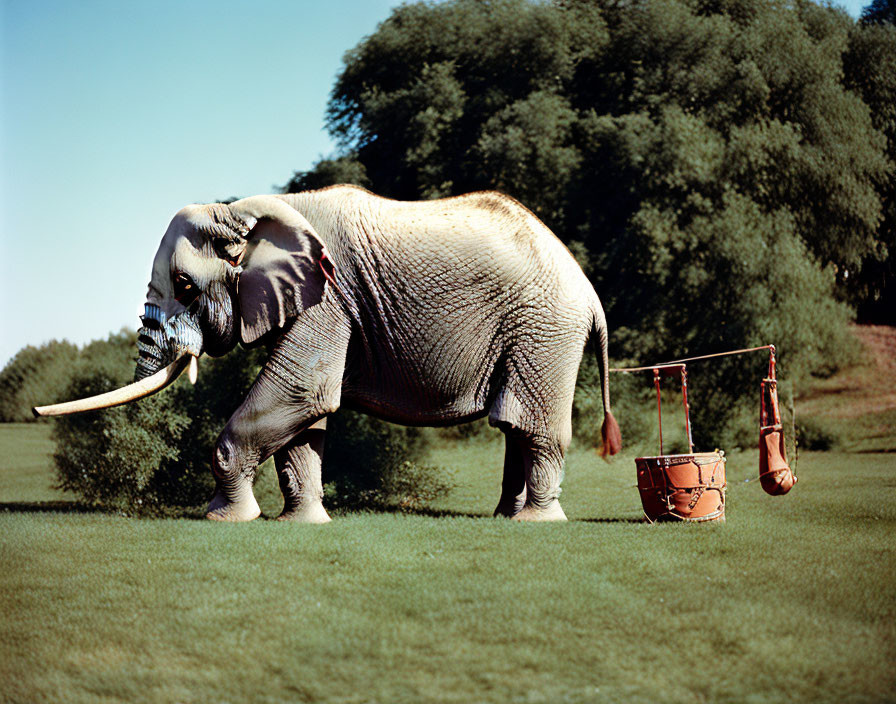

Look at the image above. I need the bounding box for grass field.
[1,418,894,703]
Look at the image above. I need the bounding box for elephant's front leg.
[205,393,337,523]
[275,418,330,524]
[205,410,270,521]
[205,300,351,522]
[205,425,263,521]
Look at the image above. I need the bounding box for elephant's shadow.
[0,500,105,514]
[0,501,644,523]
[579,516,649,524]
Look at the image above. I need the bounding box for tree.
[316,0,882,367]
[283,155,369,193]
[861,0,896,25]
[327,0,600,210]
[843,18,896,322]
[0,332,134,422]
[293,0,896,440]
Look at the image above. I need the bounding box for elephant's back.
[375,191,591,295]
[289,187,598,423]
[286,186,596,329]
[285,187,588,291]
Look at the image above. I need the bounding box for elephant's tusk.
[32,355,192,417]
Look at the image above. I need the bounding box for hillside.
[796,324,896,453]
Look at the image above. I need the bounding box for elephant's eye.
[173,272,200,306]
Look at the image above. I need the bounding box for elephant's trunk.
[136,303,203,380]
[32,355,194,417]
[32,301,204,418]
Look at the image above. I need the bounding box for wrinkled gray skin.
[137,186,618,522]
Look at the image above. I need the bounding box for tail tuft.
[600,411,622,458]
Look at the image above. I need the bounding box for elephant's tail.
[592,301,622,458]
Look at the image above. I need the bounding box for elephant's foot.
[494,496,526,518]
[510,500,568,522]
[205,491,261,522]
[277,501,331,524]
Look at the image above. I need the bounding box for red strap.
[319,252,340,290]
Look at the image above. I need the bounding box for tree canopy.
[843,13,896,320]
[861,0,896,24]
[0,332,134,422]
[289,0,894,380]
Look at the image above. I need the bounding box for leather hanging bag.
[759,352,797,495]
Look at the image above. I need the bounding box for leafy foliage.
[795,415,840,451]
[324,0,888,276]
[573,355,655,450]
[323,409,451,512]
[49,334,445,513]
[0,331,134,422]
[292,0,896,444]
[283,155,370,193]
[861,0,896,25]
[0,340,80,422]
[843,17,896,322]
[53,344,265,513]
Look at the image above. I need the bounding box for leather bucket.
[636,451,727,522]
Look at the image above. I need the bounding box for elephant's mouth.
[136,303,203,380]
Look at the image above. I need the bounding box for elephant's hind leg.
[492,425,568,522]
[489,382,572,521]
[275,419,331,524]
[494,433,527,518]
[512,433,569,522]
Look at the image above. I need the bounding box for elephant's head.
[34,195,333,416]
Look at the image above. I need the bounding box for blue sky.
[0,0,870,367]
[0,0,398,366]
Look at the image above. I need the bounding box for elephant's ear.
[227,196,331,345]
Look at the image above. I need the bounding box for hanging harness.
[613,345,797,522]
[759,352,798,495]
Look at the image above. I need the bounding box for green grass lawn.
[1,422,894,704]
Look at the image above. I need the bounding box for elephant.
[36,186,622,522]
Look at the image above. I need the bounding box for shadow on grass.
[0,501,208,519]
[329,506,487,520]
[0,501,484,521]
[332,505,647,522]
[580,516,648,524]
[0,501,644,523]
[0,500,101,514]
[344,506,648,523]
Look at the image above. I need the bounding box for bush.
[0,340,86,422]
[795,416,840,451]
[573,354,655,451]
[50,335,445,514]
[0,330,136,423]
[323,409,451,511]
[435,416,492,441]
[52,345,264,514]
[53,370,199,512]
